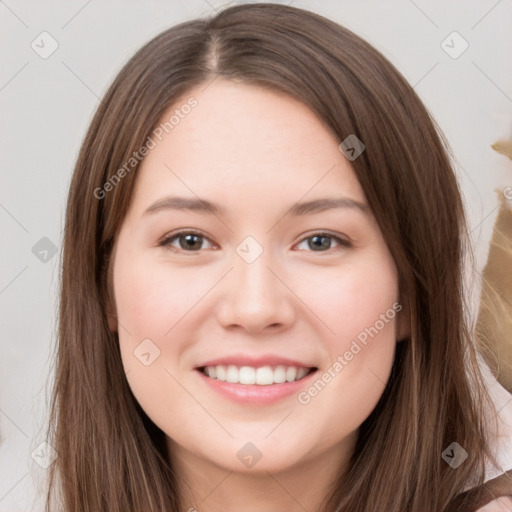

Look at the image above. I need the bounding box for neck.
[168,437,355,512]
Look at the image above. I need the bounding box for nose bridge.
[216,235,294,332]
[233,236,279,307]
[235,247,274,297]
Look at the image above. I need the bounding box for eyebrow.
[143,195,371,217]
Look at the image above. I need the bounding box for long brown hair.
[45,3,504,511]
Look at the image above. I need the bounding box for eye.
[158,230,352,254]
[295,232,352,253]
[158,230,216,253]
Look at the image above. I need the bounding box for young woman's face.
[111,79,409,475]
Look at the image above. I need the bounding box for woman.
[45,3,512,511]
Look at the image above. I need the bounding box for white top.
[473,357,512,511]
[477,496,512,511]
[481,358,512,481]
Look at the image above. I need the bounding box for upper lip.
[195,355,317,369]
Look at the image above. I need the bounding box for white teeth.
[216,366,226,381]
[256,366,274,385]
[296,367,308,380]
[273,365,287,384]
[201,364,313,385]
[286,367,297,382]
[226,365,239,383]
[239,366,256,384]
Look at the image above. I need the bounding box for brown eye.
[157,230,351,254]
[159,231,215,252]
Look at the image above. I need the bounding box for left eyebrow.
[142,195,371,218]
[287,197,371,217]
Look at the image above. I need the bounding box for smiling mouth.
[197,365,318,386]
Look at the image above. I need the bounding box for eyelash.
[157,229,352,254]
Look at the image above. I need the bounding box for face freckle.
[110,79,406,478]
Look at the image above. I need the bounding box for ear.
[395,297,411,342]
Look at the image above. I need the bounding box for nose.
[216,250,296,334]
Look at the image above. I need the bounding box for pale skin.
[109,79,410,511]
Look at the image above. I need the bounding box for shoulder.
[450,470,512,512]
[475,496,512,511]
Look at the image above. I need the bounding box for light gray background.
[1,0,511,510]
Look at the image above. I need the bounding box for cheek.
[112,253,207,431]
[304,255,399,344]
[297,254,399,435]
[112,251,208,392]
[113,252,211,340]
[301,254,398,380]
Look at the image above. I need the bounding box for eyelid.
[157,229,217,251]
[157,229,352,253]
[295,230,352,252]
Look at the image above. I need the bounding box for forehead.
[128,79,366,216]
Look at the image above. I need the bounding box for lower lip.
[196,369,317,404]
